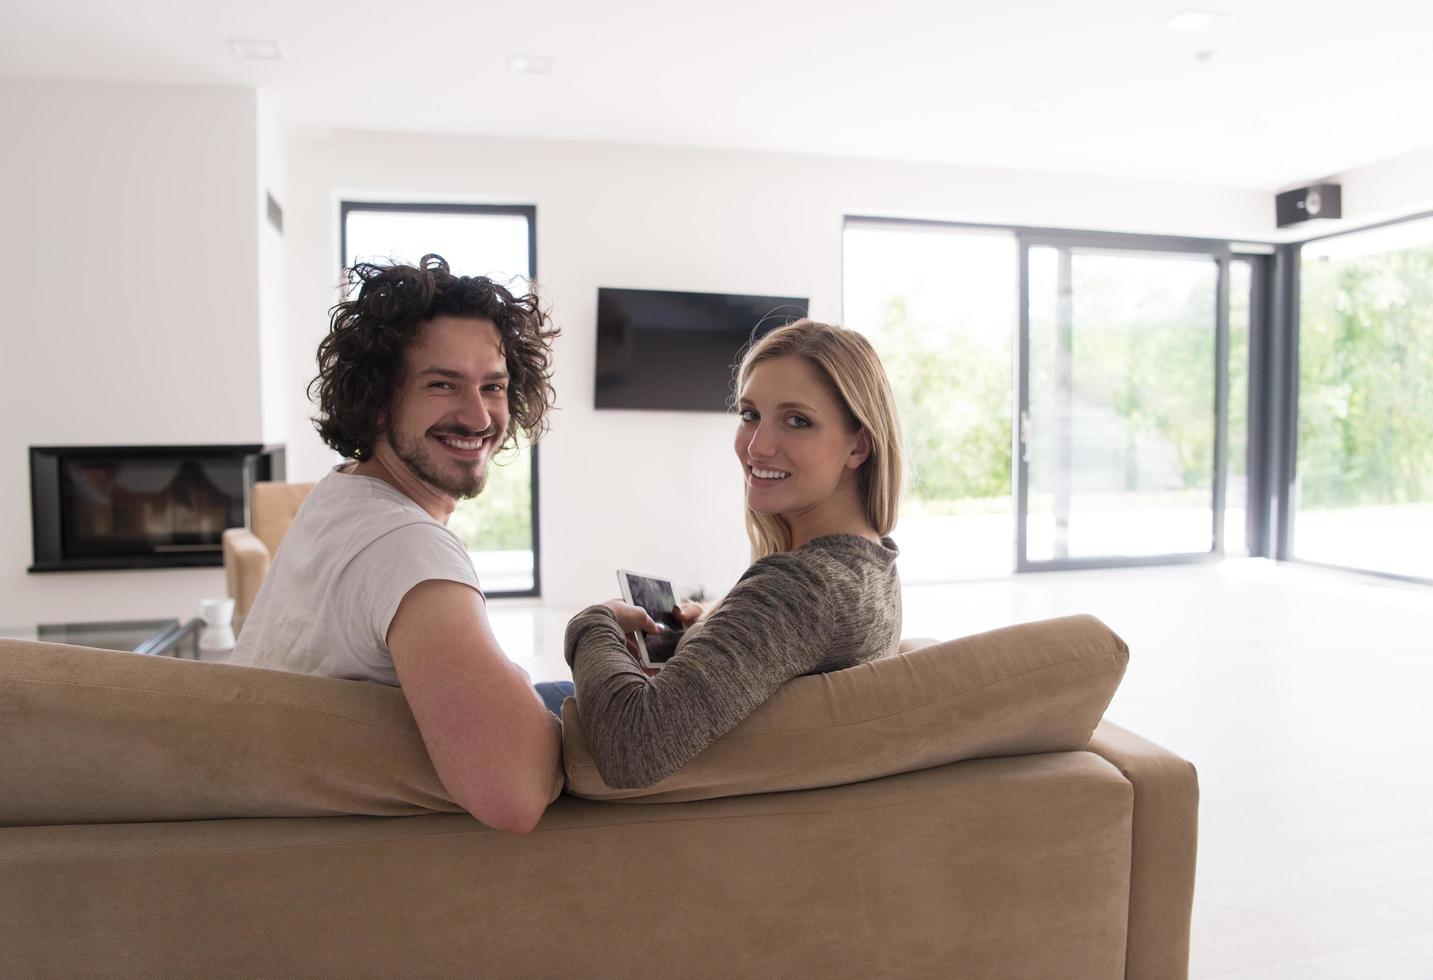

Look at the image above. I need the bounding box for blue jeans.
[534,680,574,717]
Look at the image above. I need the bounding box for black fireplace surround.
[29,445,284,572]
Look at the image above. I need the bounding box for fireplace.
[29,445,285,572]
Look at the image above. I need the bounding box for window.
[341,203,540,596]
[1294,214,1433,581]
[845,218,1254,578]
[843,222,1017,580]
[1225,257,1253,555]
[1024,243,1222,563]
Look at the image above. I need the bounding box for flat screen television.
[594,287,808,412]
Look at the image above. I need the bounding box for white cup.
[200,597,235,627]
[199,624,237,653]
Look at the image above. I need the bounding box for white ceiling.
[4,0,1433,190]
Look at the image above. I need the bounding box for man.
[232,254,567,834]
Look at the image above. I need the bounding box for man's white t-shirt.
[230,464,482,686]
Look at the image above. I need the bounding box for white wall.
[1333,142,1433,231]
[284,130,1275,608]
[0,81,264,624]
[256,94,291,447]
[10,77,1426,625]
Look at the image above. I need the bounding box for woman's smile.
[748,464,792,484]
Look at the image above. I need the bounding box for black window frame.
[339,201,543,599]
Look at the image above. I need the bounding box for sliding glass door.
[1017,235,1230,569]
[844,219,1253,580]
[1225,255,1258,556]
[1293,215,1433,581]
[843,222,1018,580]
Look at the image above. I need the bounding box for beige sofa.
[0,615,1197,979]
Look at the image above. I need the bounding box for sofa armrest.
[1086,720,1199,980]
[222,528,270,624]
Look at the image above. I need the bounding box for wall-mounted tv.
[594,287,808,412]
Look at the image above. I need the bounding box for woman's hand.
[672,600,707,628]
[599,600,663,677]
[600,599,660,636]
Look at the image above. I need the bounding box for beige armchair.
[222,481,315,623]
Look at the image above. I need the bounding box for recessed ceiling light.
[227,38,283,61]
[507,55,554,74]
[1163,10,1221,33]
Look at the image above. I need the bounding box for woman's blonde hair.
[733,318,903,561]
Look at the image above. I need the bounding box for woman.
[564,319,903,788]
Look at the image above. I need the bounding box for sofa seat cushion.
[563,614,1128,802]
[0,638,463,826]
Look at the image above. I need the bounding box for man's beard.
[386,424,494,500]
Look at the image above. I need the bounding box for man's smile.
[432,430,495,460]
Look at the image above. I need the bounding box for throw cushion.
[562,614,1128,802]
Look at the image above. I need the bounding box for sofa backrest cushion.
[0,638,464,826]
[0,613,1126,824]
[562,614,1128,802]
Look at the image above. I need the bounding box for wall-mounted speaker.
[1276,183,1341,228]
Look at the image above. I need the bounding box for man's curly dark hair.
[309,254,559,460]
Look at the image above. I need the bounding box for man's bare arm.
[387,579,562,834]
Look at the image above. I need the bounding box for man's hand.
[387,580,562,834]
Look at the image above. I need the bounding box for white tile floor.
[493,559,1433,979]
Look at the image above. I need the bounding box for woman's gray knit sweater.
[564,533,901,789]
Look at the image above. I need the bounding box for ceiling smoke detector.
[228,39,283,61]
[507,55,554,75]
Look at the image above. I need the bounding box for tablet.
[616,569,685,669]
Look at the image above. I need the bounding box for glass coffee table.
[0,618,203,658]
